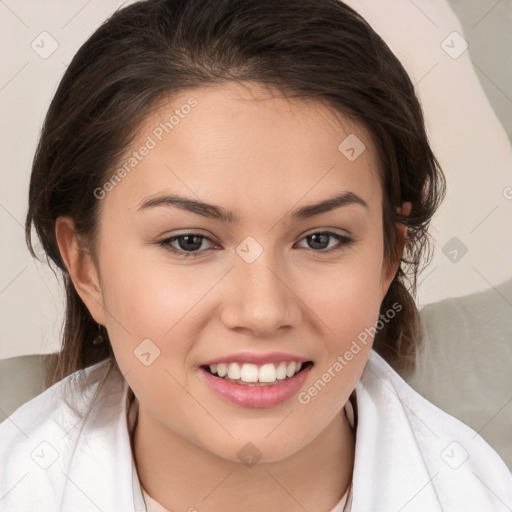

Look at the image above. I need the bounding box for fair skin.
[56,82,409,511]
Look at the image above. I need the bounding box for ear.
[380,201,412,299]
[55,216,107,325]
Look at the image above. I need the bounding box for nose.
[220,247,302,336]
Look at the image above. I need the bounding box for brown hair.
[25,0,445,383]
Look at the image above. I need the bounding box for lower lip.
[199,365,312,408]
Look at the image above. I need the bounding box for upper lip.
[201,351,311,366]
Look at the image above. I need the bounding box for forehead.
[104,82,382,219]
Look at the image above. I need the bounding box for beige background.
[1,0,511,358]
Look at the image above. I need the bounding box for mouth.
[201,360,314,386]
[199,358,314,408]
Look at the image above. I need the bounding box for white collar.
[5,350,509,511]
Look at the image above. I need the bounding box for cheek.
[95,241,194,366]
[294,261,383,425]
[293,241,385,400]
[297,245,385,335]
[96,239,230,377]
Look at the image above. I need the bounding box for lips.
[198,352,314,408]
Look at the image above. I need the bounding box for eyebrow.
[137,191,368,223]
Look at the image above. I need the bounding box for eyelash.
[158,231,354,258]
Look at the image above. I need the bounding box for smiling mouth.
[201,361,314,386]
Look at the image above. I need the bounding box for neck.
[133,403,354,512]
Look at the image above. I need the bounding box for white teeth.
[276,362,288,380]
[286,362,296,378]
[209,361,305,383]
[227,362,241,379]
[240,363,259,383]
[216,363,227,377]
[259,363,277,383]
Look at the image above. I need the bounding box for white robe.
[1,350,511,511]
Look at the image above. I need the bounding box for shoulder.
[353,350,512,511]
[0,358,130,511]
[0,358,114,442]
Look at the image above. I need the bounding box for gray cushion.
[396,277,512,470]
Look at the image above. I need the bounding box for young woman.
[1,0,511,510]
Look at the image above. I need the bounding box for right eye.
[159,234,218,258]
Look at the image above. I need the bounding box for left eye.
[296,232,353,252]
[159,231,353,258]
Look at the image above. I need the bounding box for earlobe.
[380,201,412,299]
[55,216,107,325]
[398,201,412,222]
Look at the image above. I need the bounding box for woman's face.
[68,82,402,462]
